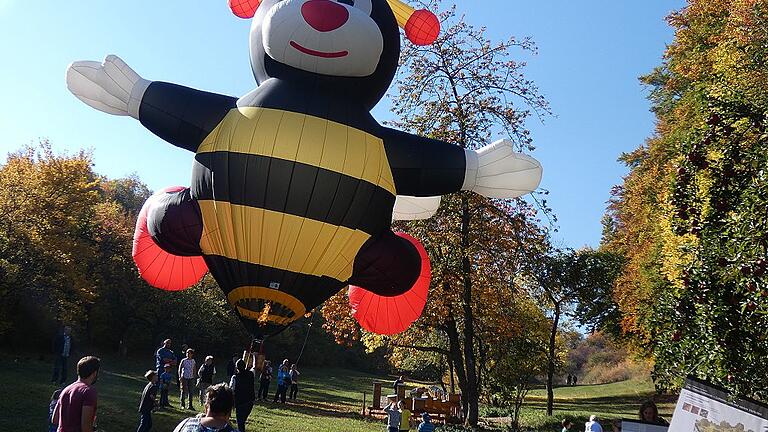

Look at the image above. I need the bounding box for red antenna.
[387,0,440,45]
[229,0,261,19]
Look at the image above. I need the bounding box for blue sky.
[0,0,685,249]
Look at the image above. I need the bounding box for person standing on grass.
[398,400,411,432]
[273,362,290,403]
[639,401,669,426]
[48,388,63,432]
[288,364,300,400]
[585,415,603,432]
[159,364,173,408]
[179,348,197,410]
[198,356,216,405]
[176,344,189,389]
[137,370,158,432]
[257,360,272,401]
[226,353,239,379]
[229,359,255,431]
[172,384,238,432]
[155,339,176,376]
[52,325,74,385]
[52,356,100,432]
[417,413,434,432]
[383,400,401,432]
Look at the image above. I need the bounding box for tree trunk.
[446,316,468,420]
[546,302,561,416]
[448,355,456,394]
[460,193,480,427]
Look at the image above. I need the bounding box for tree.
[526,248,624,415]
[323,1,550,426]
[605,0,768,398]
[572,250,626,337]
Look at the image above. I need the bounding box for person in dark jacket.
[137,370,157,432]
[51,326,74,385]
[288,364,300,400]
[257,360,272,401]
[198,356,216,405]
[229,359,255,432]
[393,376,404,393]
[226,353,239,379]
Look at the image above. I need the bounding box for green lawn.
[0,351,677,432]
[0,352,387,432]
[514,380,677,431]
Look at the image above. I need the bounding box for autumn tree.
[0,143,248,355]
[323,1,550,426]
[605,0,768,397]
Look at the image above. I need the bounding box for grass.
[1,351,677,432]
[509,380,677,431]
[0,352,387,432]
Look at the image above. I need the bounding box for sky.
[0,0,686,249]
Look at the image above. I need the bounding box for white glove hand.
[462,139,543,199]
[66,55,150,119]
[392,196,442,221]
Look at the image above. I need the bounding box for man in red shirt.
[53,356,100,432]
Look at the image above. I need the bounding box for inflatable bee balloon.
[66,0,543,338]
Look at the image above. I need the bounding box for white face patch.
[258,0,384,77]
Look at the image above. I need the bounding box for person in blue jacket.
[272,360,290,404]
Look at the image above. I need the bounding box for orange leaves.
[320,290,361,347]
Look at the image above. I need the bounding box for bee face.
[252,0,384,78]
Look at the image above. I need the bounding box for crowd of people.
[45,328,671,432]
[46,334,304,432]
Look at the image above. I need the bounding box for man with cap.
[198,355,216,404]
[418,413,435,432]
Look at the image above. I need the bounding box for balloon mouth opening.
[228,286,306,328]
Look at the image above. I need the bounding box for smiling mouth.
[290,41,348,58]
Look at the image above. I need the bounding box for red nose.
[301,0,349,32]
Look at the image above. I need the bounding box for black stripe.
[139,82,237,153]
[203,255,346,314]
[191,151,395,235]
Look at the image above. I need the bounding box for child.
[399,400,411,432]
[563,419,573,432]
[383,398,401,432]
[159,363,173,408]
[48,388,63,432]
[138,370,158,432]
[417,413,435,432]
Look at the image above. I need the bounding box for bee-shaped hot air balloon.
[66,0,543,338]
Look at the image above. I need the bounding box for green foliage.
[605,0,768,398]
[0,142,382,369]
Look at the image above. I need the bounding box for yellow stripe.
[197,107,396,196]
[228,286,306,326]
[387,0,414,28]
[198,200,370,282]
